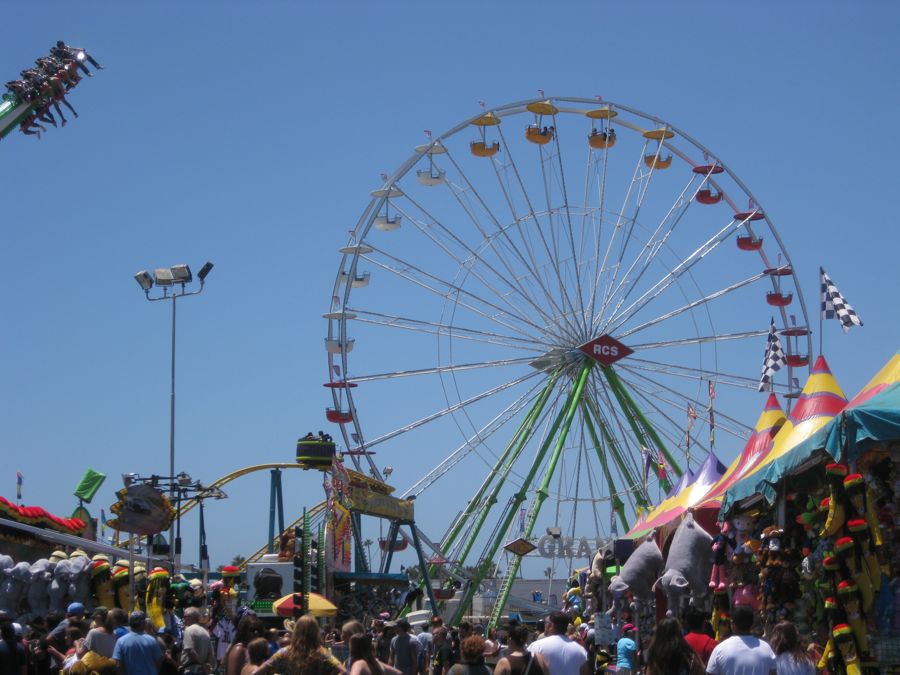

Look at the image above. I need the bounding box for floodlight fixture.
[176,471,192,486]
[546,526,562,539]
[171,264,192,284]
[134,270,154,292]
[154,268,175,286]
[122,472,138,486]
[383,466,394,477]
[197,261,214,282]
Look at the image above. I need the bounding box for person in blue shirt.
[616,623,637,675]
[112,611,162,675]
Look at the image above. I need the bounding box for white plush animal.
[25,559,53,620]
[654,512,713,614]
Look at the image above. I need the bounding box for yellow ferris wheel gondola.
[586,106,618,149]
[470,111,501,158]
[525,99,557,145]
[643,127,674,169]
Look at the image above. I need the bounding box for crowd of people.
[3,41,102,139]
[0,597,826,675]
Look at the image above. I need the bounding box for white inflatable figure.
[26,560,54,620]
[68,555,93,609]
[0,557,18,615]
[608,536,664,604]
[48,559,75,614]
[6,563,33,618]
[654,511,714,615]
[0,556,13,576]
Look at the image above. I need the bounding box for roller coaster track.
[173,463,328,568]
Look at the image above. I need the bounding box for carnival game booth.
[718,353,900,674]
[618,358,847,634]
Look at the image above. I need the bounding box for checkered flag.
[821,267,863,333]
[758,318,786,391]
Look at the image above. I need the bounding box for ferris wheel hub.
[578,334,633,366]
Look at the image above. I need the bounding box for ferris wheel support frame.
[437,371,560,572]
[449,365,584,625]
[581,408,631,532]
[487,363,592,629]
[602,366,682,477]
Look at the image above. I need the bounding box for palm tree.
[363,539,373,565]
[231,554,247,567]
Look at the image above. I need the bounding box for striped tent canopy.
[721,355,847,512]
[626,451,726,539]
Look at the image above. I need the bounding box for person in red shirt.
[682,608,717,666]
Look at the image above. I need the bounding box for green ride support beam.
[451,370,577,625]
[581,406,631,532]
[439,371,561,567]
[583,395,643,509]
[487,362,592,629]
[444,372,560,619]
[601,365,682,477]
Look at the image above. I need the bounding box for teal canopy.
[722,381,900,513]
[823,381,900,462]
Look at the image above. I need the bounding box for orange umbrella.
[273,592,337,618]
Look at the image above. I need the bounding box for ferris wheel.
[323,96,811,623]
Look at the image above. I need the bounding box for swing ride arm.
[0,96,35,142]
[487,363,592,630]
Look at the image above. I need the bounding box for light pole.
[134,261,213,569]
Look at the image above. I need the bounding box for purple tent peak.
[667,467,696,498]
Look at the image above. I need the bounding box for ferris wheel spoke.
[616,367,753,438]
[598,172,703,327]
[438,148,579,337]
[596,136,658,315]
[628,329,768,351]
[605,215,742,329]
[384,203,564,340]
[534,123,584,335]
[549,116,590,336]
[493,125,584,336]
[347,356,536,384]
[346,309,551,353]
[621,356,784,392]
[615,272,767,338]
[402,374,553,498]
[586,134,614,332]
[357,369,542,451]
[394,198,546,318]
[361,248,556,341]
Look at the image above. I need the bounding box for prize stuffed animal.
[655,512,713,614]
[146,567,170,631]
[90,556,116,610]
[708,522,734,591]
[820,463,849,538]
[608,536,664,605]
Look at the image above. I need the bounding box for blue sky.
[2,2,899,576]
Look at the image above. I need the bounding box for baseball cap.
[129,611,147,627]
[622,623,635,633]
[12,623,23,637]
[67,602,86,616]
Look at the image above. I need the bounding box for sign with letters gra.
[536,535,612,559]
[578,334,633,366]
